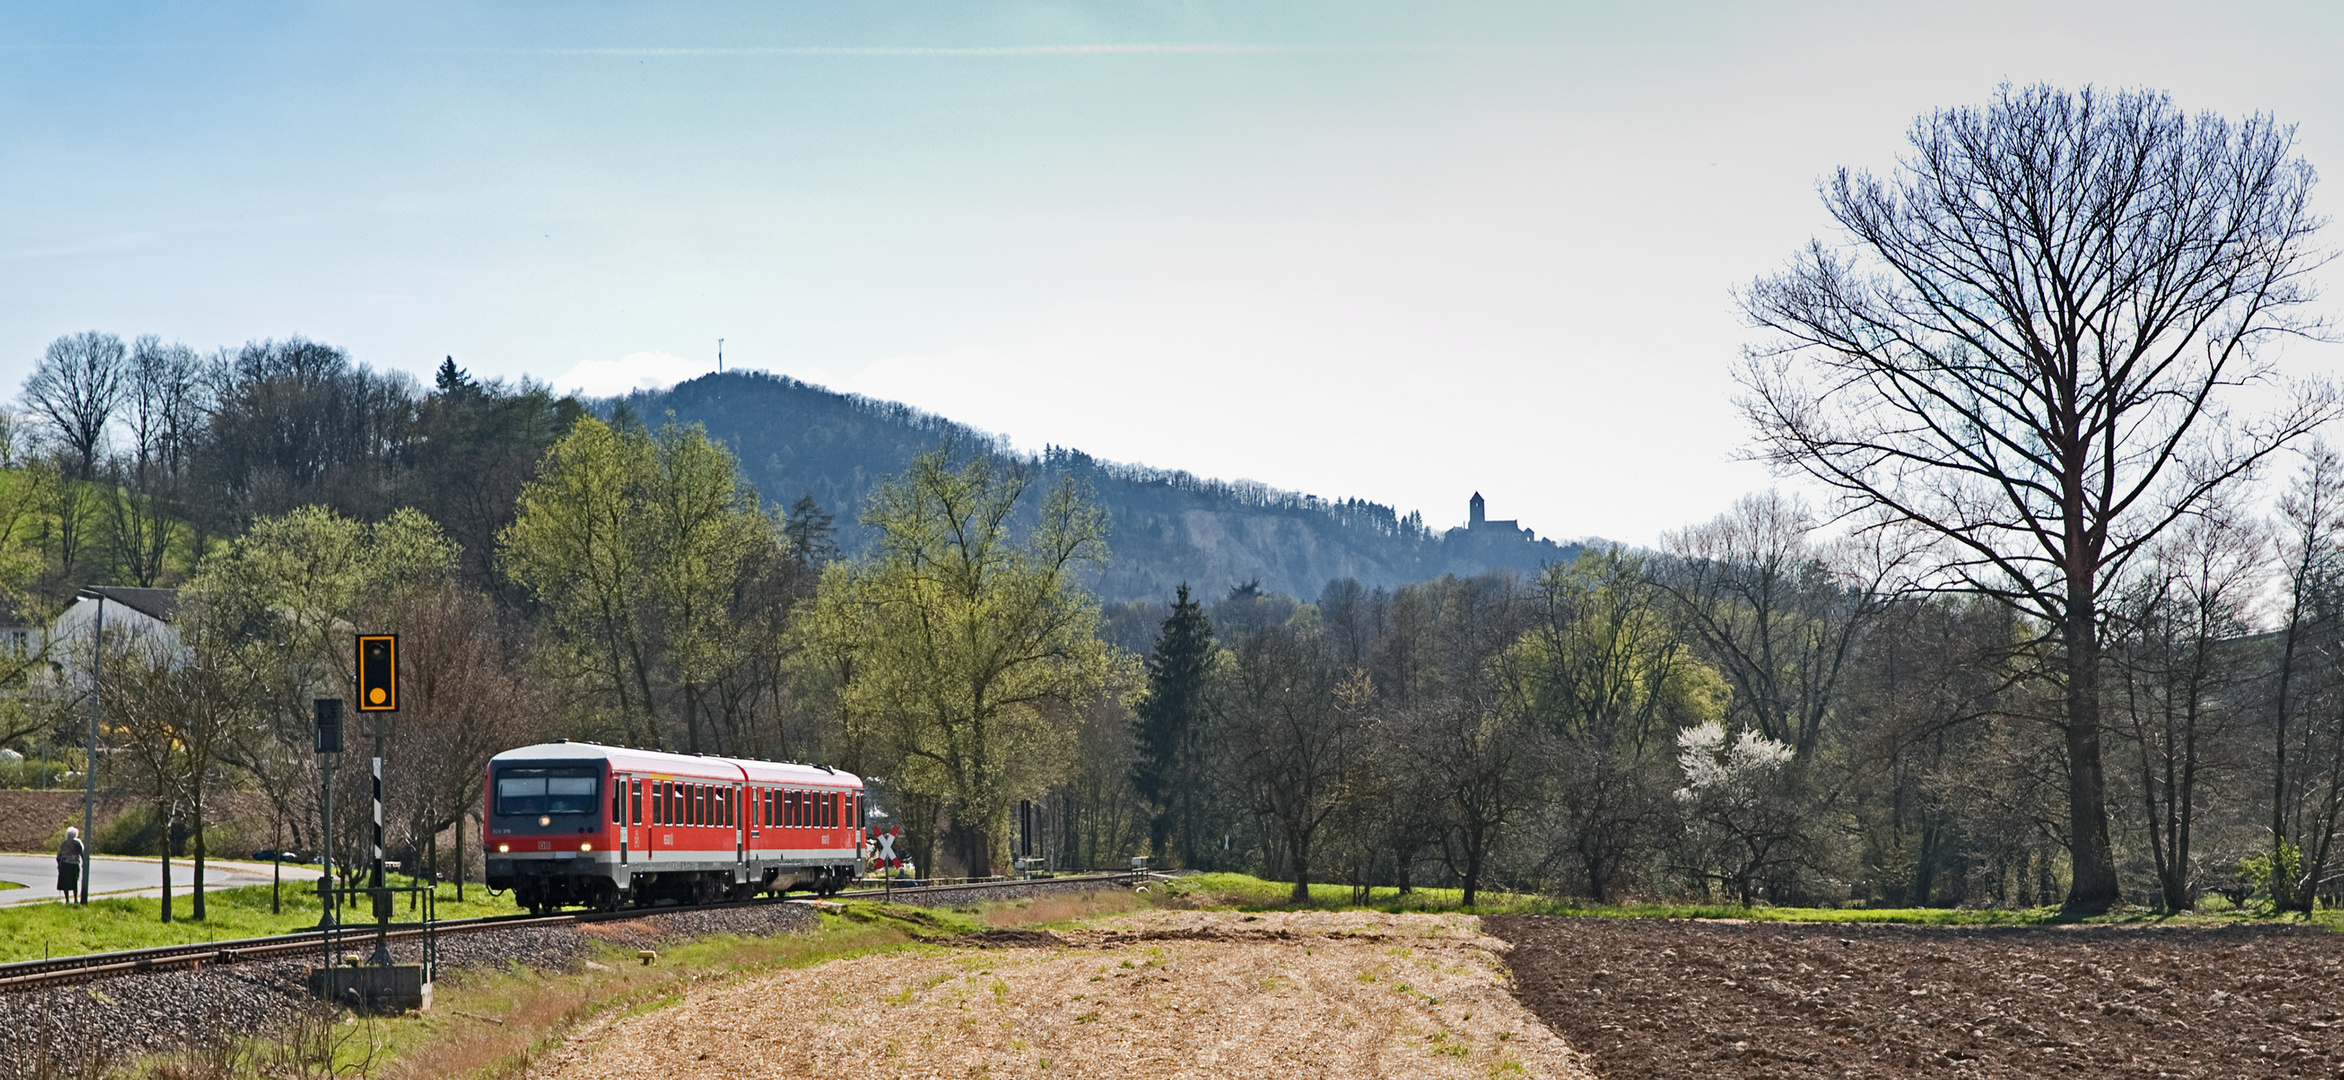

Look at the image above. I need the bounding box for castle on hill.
[1429,491,1574,577]
[1464,492,1530,539]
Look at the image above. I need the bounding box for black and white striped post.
[356,634,398,968]
[367,749,390,965]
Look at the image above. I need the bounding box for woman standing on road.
[56,826,82,902]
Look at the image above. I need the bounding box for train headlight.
[580,843,593,852]
[497,844,510,853]
[539,816,551,826]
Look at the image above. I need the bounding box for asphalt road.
[0,853,322,907]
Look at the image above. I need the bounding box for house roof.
[76,587,179,623]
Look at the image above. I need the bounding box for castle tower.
[1469,492,1486,529]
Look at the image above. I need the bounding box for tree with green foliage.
[796,446,1119,878]
[1508,547,1727,901]
[501,415,787,752]
[1132,583,1215,867]
[188,504,457,885]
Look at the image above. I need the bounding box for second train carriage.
[483,741,866,914]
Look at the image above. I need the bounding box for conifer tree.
[1133,583,1215,867]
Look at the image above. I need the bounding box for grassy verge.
[0,878,525,963]
[1157,872,2344,930]
[133,888,1160,1079]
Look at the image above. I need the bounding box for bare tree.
[2107,507,2263,910]
[382,582,536,893]
[1214,626,1371,904]
[24,331,129,482]
[1737,84,2335,911]
[1379,574,1538,906]
[1654,492,1897,759]
[2267,445,2344,911]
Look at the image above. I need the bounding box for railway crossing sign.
[873,826,902,868]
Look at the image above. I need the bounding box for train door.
[611,772,628,865]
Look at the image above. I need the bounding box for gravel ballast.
[0,899,837,1077]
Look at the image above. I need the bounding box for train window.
[718,787,730,828]
[611,781,623,824]
[791,789,802,828]
[697,785,708,827]
[494,766,599,816]
[651,782,663,825]
[631,780,643,825]
[820,791,833,829]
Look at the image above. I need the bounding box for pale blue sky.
[4,2,2341,543]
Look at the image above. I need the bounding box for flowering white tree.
[1675,721,1810,904]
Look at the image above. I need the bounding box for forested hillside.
[621,372,1580,603]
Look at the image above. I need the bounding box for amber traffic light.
[356,634,397,712]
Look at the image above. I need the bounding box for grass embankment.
[154,889,1159,1079]
[0,877,525,963]
[1161,872,2344,930]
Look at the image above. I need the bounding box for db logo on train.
[872,826,904,870]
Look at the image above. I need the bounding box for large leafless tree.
[1737,84,2334,911]
[24,331,128,481]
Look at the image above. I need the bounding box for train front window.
[496,766,600,816]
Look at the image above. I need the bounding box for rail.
[0,871,1150,995]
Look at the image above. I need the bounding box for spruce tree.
[1134,583,1215,867]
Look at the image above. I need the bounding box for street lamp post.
[80,593,102,905]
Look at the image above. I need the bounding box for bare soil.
[529,909,1595,1079]
[1488,914,2344,1079]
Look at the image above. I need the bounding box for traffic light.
[314,697,343,753]
[356,634,398,712]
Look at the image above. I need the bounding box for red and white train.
[483,741,867,913]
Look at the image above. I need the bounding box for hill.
[618,371,1581,604]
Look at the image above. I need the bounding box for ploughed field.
[1488,914,2344,1079]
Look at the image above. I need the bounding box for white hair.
[64,827,79,839]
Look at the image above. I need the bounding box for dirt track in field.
[526,909,1590,1080]
[1490,914,2344,1079]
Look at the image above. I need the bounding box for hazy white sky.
[4,2,2341,543]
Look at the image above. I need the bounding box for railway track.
[0,872,1144,995]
